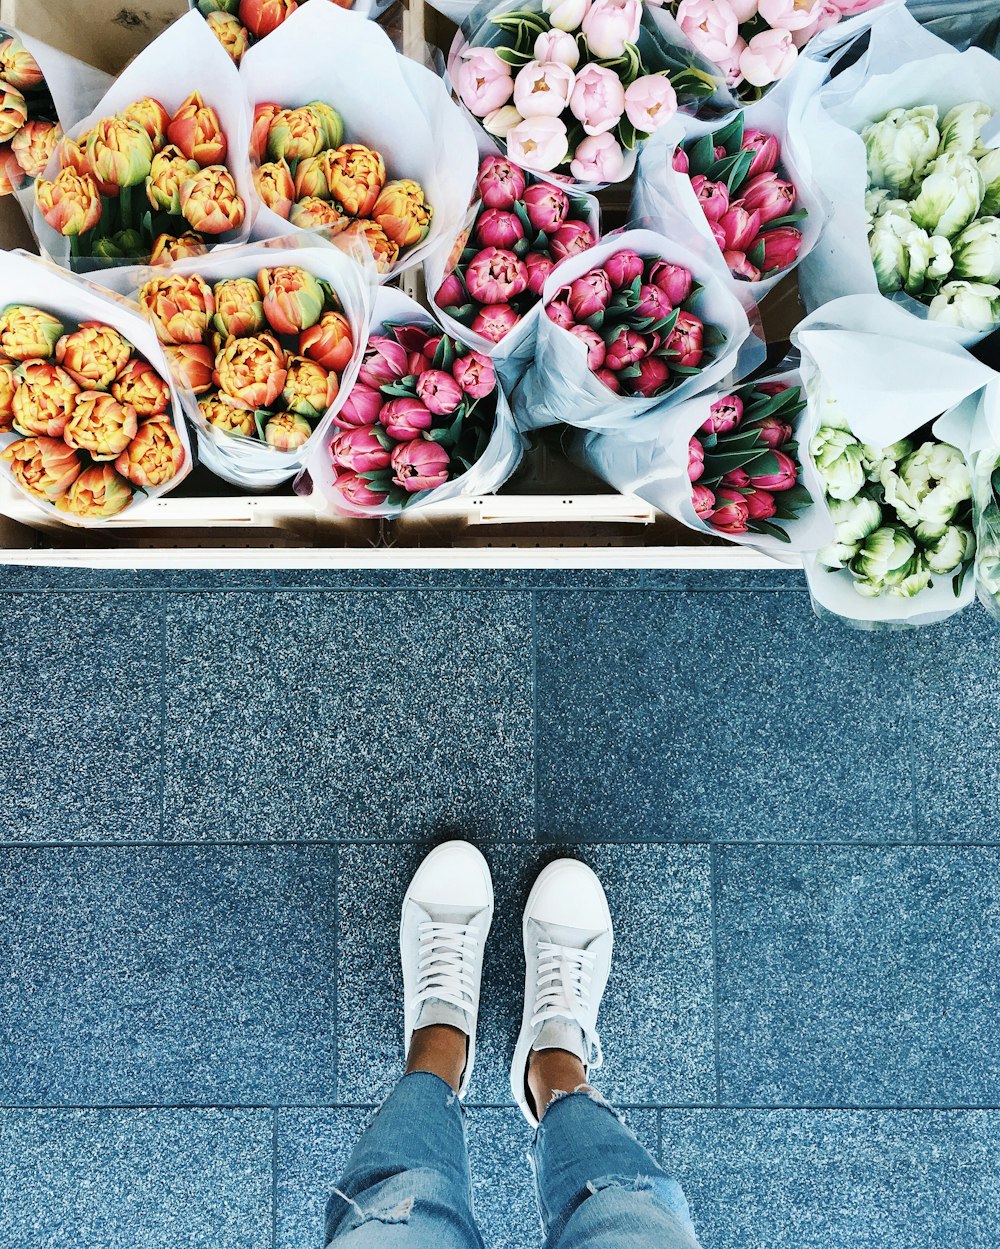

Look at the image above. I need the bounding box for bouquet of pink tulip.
[687,377,811,540]
[434,154,597,345]
[450,0,716,187]
[661,0,888,102]
[674,111,804,281]
[191,0,359,67]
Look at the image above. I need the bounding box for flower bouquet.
[798,8,1000,346]
[307,287,523,517]
[241,4,478,280]
[135,238,370,491]
[32,12,253,278]
[426,151,600,386]
[515,226,760,433]
[967,384,1000,624]
[449,0,717,189]
[190,0,386,68]
[795,293,993,628]
[0,250,190,524]
[573,366,832,554]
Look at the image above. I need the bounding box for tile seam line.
[0,586,811,596]
[3,1102,996,1112]
[1,839,995,850]
[270,1107,278,1249]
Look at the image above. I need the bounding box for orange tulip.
[55,321,133,390]
[251,102,282,163]
[213,277,265,338]
[55,463,133,518]
[0,436,83,501]
[299,310,354,373]
[258,265,325,334]
[122,97,170,150]
[167,90,228,166]
[0,145,22,195]
[150,232,208,266]
[283,355,338,420]
[112,358,172,417]
[253,160,294,219]
[305,100,343,149]
[239,0,297,40]
[180,165,246,234]
[11,120,62,179]
[0,355,15,431]
[265,410,311,451]
[0,81,27,145]
[115,418,186,487]
[214,333,287,410]
[267,107,325,163]
[35,168,102,236]
[64,391,138,460]
[290,197,348,232]
[147,144,200,214]
[11,360,80,436]
[138,274,215,346]
[199,392,256,437]
[88,116,154,189]
[293,154,330,202]
[0,37,44,91]
[206,12,250,63]
[327,144,386,219]
[166,343,216,395]
[372,178,432,250]
[59,134,91,176]
[0,305,64,360]
[338,218,399,274]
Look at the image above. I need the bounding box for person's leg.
[325,842,494,1249]
[510,859,702,1249]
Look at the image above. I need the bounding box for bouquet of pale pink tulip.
[449,0,716,188]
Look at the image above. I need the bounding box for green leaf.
[686,133,716,178]
[512,200,532,235]
[710,112,745,156]
[759,208,809,230]
[748,518,792,542]
[494,45,533,67]
[381,380,418,399]
[747,240,766,268]
[373,427,392,451]
[432,335,456,372]
[725,148,755,194]
[618,116,639,152]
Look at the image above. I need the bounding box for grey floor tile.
[276,1107,371,1249]
[0,844,337,1105]
[0,592,162,841]
[0,567,277,590]
[715,845,1000,1106]
[0,1108,270,1249]
[336,842,714,1106]
[661,1108,1000,1249]
[162,591,533,840]
[910,608,1000,838]
[535,590,915,842]
[641,567,807,590]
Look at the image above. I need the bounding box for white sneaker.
[510,859,614,1126]
[400,840,494,1099]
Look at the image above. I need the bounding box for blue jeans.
[325,1072,702,1249]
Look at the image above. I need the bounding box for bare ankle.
[527,1047,589,1118]
[405,1024,467,1094]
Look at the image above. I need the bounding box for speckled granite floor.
[0,567,997,1249]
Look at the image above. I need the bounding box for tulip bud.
[691,483,715,519]
[0,81,27,145]
[112,359,172,417]
[979,148,1000,216]
[862,105,940,197]
[483,106,523,140]
[11,360,78,436]
[0,37,43,91]
[331,424,392,473]
[740,172,796,225]
[88,116,153,189]
[64,391,139,460]
[264,410,312,452]
[436,272,466,309]
[465,247,528,304]
[336,219,399,274]
[709,487,750,534]
[239,0,296,38]
[922,524,975,575]
[909,151,984,240]
[0,305,64,360]
[453,351,496,399]
[522,181,570,233]
[569,324,606,371]
[702,394,742,435]
[206,11,250,62]
[0,435,83,501]
[214,333,287,410]
[568,269,612,320]
[254,159,295,219]
[180,166,246,235]
[928,280,1000,332]
[381,396,434,441]
[550,220,596,261]
[810,426,865,500]
[335,469,390,509]
[35,169,102,237]
[690,175,730,224]
[372,178,433,250]
[759,226,802,273]
[56,322,132,390]
[167,90,228,165]
[54,463,133,518]
[213,278,266,339]
[300,311,354,374]
[139,275,215,346]
[199,393,255,436]
[477,155,526,210]
[472,301,521,343]
[258,265,325,334]
[391,437,450,493]
[666,311,703,368]
[282,355,338,420]
[416,369,463,416]
[605,328,649,371]
[11,120,61,178]
[524,252,554,296]
[740,128,780,179]
[648,261,693,305]
[116,418,185,487]
[122,97,170,150]
[0,356,16,433]
[952,216,1000,284]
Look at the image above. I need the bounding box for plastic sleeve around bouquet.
[305,286,525,519]
[128,235,372,492]
[631,71,827,305]
[966,381,1000,623]
[513,224,761,435]
[423,136,601,393]
[796,8,1000,348]
[33,11,255,285]
[240,3,478,282]
[794,293,994,630]
[0,248,192,527]
[188,0,392,44]
[572,364,834,558]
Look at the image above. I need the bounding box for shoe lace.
[414,921,480,1015]
[531,941,604,1069]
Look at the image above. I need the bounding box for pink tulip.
[702,394,743,435]
[525,251,555,295]
[636,283,673,319]
[740,28,797,87]
[667,311,704,368]
[569,64,626,140]
[513,60,575,119]
[436,272,466,309]
[688,436,705,482]
[477,208,525,249]
[758,0,822,30]
[472,303,521,343]
[569,323,606,369]
[690,174,730,223]
[649,261,693,305]
[551,220,598,260]
[581,0,642,60]
[331,424,391,474]
[477,155,526,209]
[792,2,844,48]
[506,116,570,174]
[721,467,751,488]
[334,384,384,430]
[714,37,748,88]
[741,129,781,179]
[633,355,671,397]
[595,367,622,393]
[623,75,677,134]
[729,0,759,18]
[709,486,750,533]
[832,0,882,13]
[407,350,430,378]
[744,487,777,520]
[676,0,739,62]
[605,327,650,370]
[692,483,715,519]
[711,222,727,249]
[749,449,797,491]
[741,172,795,224]
[380,397,434,441]
[335,470,389,508]
[416,369,464,416]
[534,29,580,67]
[719,203,761,251]
[465,247,529,303]
[672,147,690,175]
[756,382,788,396]
[456,47,514,118]
[523,182,570,233]
[724,249,761,281]
[570,132,626,183]
[453,351,496,398]
[358,336,409,389]
[750,414,793,449]
[568,269,612,319]
[546,297,575,329]
[391,438,451,493]
[605,249,645,290]
[759,226,802,271]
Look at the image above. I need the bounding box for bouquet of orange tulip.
[0,252,190,523]
[31,12,253,276]
[191,0,379,68]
